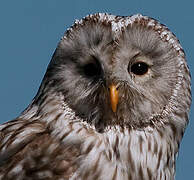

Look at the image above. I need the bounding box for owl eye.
[83,57,102,78]
[130,62,149,75]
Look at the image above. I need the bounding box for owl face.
[40,14,189,132]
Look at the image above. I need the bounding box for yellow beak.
[109,84,119,113]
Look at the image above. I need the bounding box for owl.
[0,13,191,180]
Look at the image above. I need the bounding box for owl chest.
[71,129,175,180]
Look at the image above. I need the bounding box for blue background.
[0,1,193,179]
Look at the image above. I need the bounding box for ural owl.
[0,13,191,180]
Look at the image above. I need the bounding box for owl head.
[34,13,191,132]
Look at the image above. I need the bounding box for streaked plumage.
[0,13,191,180]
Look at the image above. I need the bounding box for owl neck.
[66,122,182,179]
[55,116,181,179]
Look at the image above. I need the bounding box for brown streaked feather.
[0,128,81,179]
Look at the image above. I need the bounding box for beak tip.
[112,106,117,113]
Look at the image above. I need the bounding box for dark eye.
[83,57,102,77]
[130,62,149,75]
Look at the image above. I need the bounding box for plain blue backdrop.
[0,1,193,179]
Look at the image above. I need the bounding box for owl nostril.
[107,84,119,91]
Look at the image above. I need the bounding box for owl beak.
[109,84,119,113]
